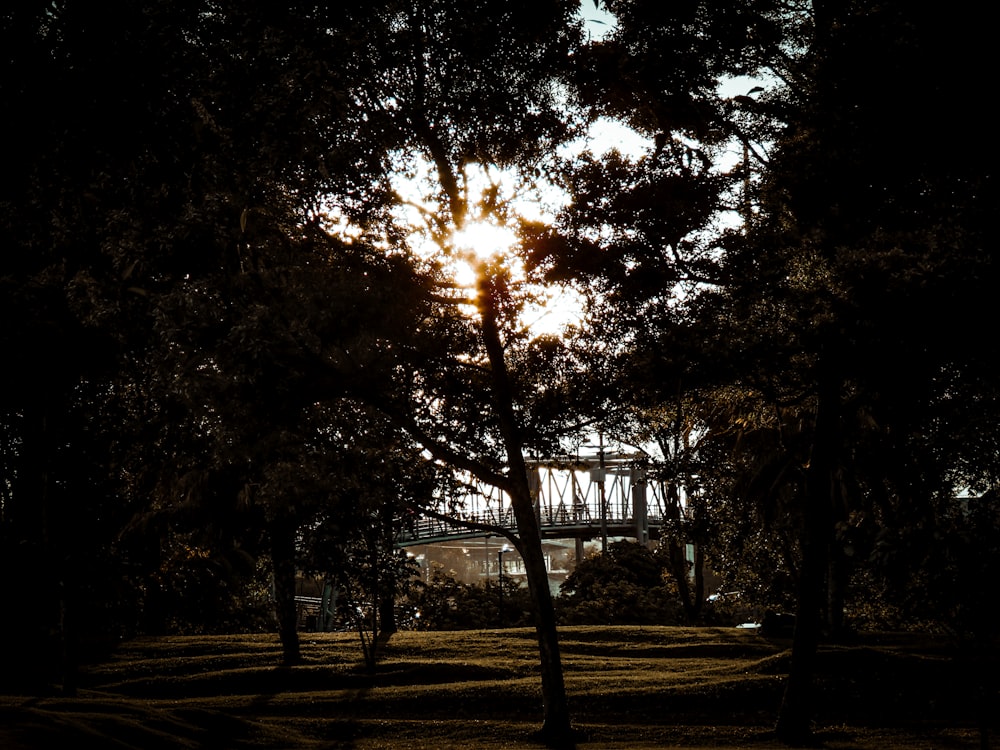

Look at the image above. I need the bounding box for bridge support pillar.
[632,468,649,546]
[575,537,584,565]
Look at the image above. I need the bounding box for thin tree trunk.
[775,365,838,744]
[775,505,827,744]
[379,510,398,635]
[826,544,848,639]
[665,485,698,622]
[692,543,705,621]
[269,516,301,665]
[508,484,573,745]
[669,538,696,622]
[379,594,397,636]
[973,629,993,750]
[478,274,575,749]
[58,575,79,696]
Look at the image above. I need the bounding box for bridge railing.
[399,460,676,545]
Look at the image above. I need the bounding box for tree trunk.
[972,628,994,750]
[775,506,827,744]
[669,538,696,622]
[58,575,79,696]
[508,484,574,746]
[692,542,705,621]
[379,510,398,635]
[826,544,848,639]
[3,403,66,693]
[379,593,397,636]
[775,365,839,744]
[269,516,301,665]
[478,274,575,748]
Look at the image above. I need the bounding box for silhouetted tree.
[544,1,999,743]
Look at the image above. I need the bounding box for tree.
[299,415,444,670]
[875,492,1000,750]
[544,0,1000,743]
[717,3,999,740]
[1,0,419,679]
[0,0,213,690]
[298,3,592,745]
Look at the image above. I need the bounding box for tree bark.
[3,403,70,693]
[692,542,705,621]
[826,543,848,639]
[379,593,398,636]
[664,484,698,622]
[379,510,398,635]
[775,364,839,744]
[513,498,575,748]
[269,516,301,665]
[478,273,575,748]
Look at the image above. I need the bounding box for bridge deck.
[398,460,676,547]
[397,509,666,546]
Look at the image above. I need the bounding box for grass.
[0,626,992,749]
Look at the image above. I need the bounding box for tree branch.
[409,501,521,549]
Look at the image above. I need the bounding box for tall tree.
[726,3,998,740]
[545,0,999,743]
[1,0,409,679]
[318,5,589,743]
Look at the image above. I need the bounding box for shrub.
[556,541,686,625]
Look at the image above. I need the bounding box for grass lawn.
[0,626,992,749]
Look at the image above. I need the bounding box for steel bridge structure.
[397,451,677,552]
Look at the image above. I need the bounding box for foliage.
[1,0,404,682]
[557,541,685,625]
[874,493,1000,643]
[541,1,1000,741]
[402,567,534,630]
[137,541,273,636]
[3,5,999,746]
[298,434,437,670]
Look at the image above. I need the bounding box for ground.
[0,626,993,749]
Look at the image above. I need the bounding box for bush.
[137,546,273,635]
[556,541,686,626]
[401,568,534,630]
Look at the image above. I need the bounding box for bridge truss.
[398,451,677,549]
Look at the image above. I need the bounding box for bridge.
[397,450,679,556]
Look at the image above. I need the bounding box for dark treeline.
[2,1,997,747]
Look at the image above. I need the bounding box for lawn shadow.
[245,630,400,750]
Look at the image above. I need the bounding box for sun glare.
[451,221,519,261]
[389,158,585,337]
[448,220,520,288]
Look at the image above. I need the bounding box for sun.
[447,220,520,288]
[450,220,519,262]
[388,159,585,336]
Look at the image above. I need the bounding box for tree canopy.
[2,1,997,746]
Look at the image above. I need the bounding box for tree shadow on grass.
[245,630,399,749]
